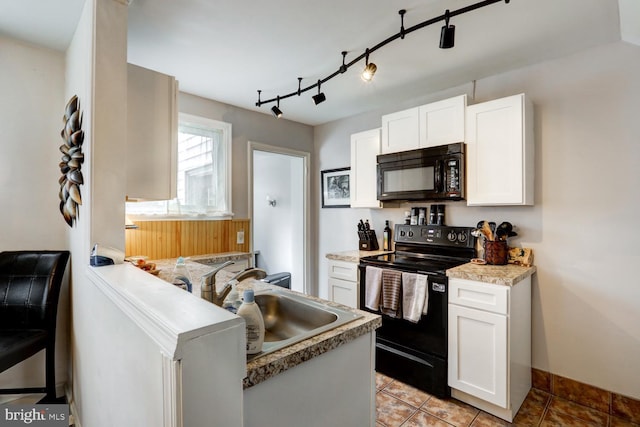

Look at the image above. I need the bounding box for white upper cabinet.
[465,93,534,206]
[418,94,466,148]
[380,107,419,154]
[381,95,466,154]
[350,128,381,208]
[126,63,178,201]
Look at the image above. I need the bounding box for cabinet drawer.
[327,260,357,282]
[449,278,509,315]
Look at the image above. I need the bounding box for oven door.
[359,263,450,397]
[358,264,448,357]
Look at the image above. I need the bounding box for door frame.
[248,141,311,294]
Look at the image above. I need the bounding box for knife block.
[359,230,379,251]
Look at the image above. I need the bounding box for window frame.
[126,113,233,220]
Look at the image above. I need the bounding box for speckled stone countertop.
[325,249,393,263]
[145,254,381,389]
[446,262,537,286]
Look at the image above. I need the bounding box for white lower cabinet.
[327,259,358,309]
[448,277,531,422]
[243,332,376,427]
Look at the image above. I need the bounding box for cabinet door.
[418,94,466,148]
[126,63,178,200]
[328,277,358,309]
[448,304,508,408]
[466,93,533,206]
[381,107,419,153]
[350,128,381,208]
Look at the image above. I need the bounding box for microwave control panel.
[444,158,463,198]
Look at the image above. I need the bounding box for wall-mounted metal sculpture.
[58,95,85,227]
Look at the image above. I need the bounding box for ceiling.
[0,0,627,125]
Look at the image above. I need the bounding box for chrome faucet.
[203,266,268,306]
[201,261,235,303]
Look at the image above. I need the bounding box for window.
[126,114,232,217]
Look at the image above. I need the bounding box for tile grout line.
[537,394,552,427]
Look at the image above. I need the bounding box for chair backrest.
[0,251,70,330]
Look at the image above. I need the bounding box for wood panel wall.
[125,219,250,259]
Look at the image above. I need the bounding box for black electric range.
[358,224,476,397]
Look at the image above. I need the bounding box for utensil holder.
[359,230,379,251]
[484,240,508,265]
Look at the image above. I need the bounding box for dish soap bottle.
[172,257,193,293]
[237,289,265,355]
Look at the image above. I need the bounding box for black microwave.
[377,143,465,201]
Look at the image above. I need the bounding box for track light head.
[312,92,326,105]
[313,80,326,105]
[271,96,283,118]
[361,63,377,82]
[271,105,283,118]
[439,10,455,49]
[361,49,377,82]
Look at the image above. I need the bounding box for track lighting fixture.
[439,9,455,49]
[312,80,326,105]
[254,0,511,118]
[339,51,348,74]
[361,49,377,82]
[271,96,283,118]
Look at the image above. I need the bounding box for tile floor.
[375,372,640,427]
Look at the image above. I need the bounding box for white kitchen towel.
[364,266,383,311]
[419,274,429,315]
[401,272,427,323]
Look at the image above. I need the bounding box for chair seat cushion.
[0,329,47,373]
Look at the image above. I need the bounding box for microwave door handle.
[435,160,443,192]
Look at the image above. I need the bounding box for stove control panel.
[395,224,475,248]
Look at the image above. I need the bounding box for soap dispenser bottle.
[236,289,265,355]
[172,256,193,293]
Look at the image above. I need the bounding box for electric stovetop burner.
[360,224,477,275]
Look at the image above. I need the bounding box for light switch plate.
[237,231,245,244]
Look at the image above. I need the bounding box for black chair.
[0,250,70,402]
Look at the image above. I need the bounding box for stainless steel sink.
[247,288,362,361]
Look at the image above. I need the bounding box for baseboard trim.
[65,383,80,427]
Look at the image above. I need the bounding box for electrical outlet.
[237,231,245,244]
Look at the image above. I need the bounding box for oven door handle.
[376,342,434,368]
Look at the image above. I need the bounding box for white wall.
[0,36,69,401]
[315,41,640,399]
[65,0,130,423]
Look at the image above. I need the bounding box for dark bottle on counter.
[436,204,446,225]
[429,205,437,225]
[383,220,392,251]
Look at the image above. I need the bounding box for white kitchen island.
[82,261,380,427]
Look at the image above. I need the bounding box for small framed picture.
[321,167,351,208]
